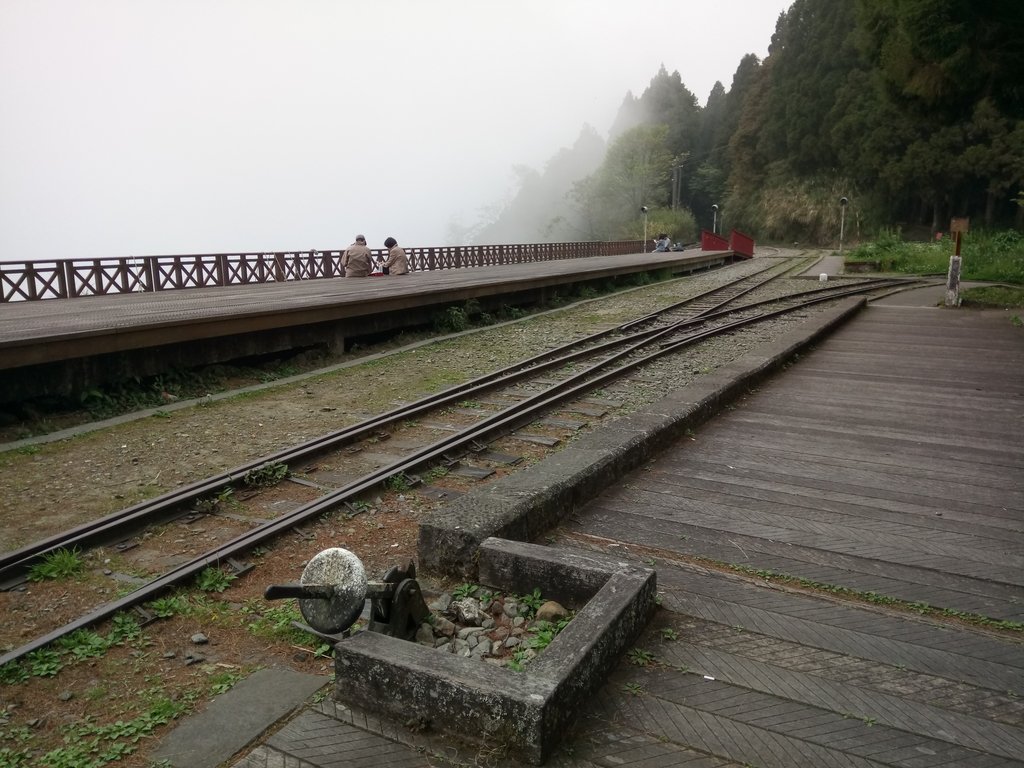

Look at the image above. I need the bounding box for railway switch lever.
[264,546,429,641]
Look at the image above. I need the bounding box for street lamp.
[838,197,849,255]
[711,204,719,235]
[640,206,649,252]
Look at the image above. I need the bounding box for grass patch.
[960,284,1024,309]
[848,228,1024,284]
[242,461,288,488]
[195,567,237,593]
[27,548,84,582]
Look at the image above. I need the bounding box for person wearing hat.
[342,235,372,277]
[382,237,409,275]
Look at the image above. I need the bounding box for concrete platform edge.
[417,296,868,581]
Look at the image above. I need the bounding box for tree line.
[471,0,1024,247]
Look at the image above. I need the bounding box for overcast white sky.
[0,0,789,261]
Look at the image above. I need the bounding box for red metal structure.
[700,230,730,251]
[728,230,755,258]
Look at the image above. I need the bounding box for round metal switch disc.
[299,547,368,634]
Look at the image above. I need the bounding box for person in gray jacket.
[382,237,409,275]
[342,235,372,277]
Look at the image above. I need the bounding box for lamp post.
[711,204,719,235]
[640,206,649,252]
[838,197,848,255]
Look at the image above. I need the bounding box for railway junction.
[0,247,1021,767]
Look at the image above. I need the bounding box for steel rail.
[0,277,913,668]
[0,263,799,577]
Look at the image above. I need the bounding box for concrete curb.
[150,666,329,768]
[418,296,867,581]
[332,537,656,765]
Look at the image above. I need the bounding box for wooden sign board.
[950,217,970,233]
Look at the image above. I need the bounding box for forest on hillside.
[471,0,1024,247]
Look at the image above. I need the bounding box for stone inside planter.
[332,537,656,765]
[417,586,573,667]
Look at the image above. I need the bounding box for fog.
[0,0,789,261]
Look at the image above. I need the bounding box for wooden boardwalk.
[551,301,1024,766]
[0,250,730,370]
[233,300,1023,767]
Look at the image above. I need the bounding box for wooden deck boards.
[550,303,1024,767]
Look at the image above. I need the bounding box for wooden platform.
[232,301,1024,767]
[552,301,1024,766]
[0,249,735,401]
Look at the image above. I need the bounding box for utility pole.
[671,164,685,210]
[838,197,848,255]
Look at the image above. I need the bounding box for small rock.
[433,616,456,637]
[452,597,484,626]
[191,633,209,645]
[185,655,205,666]
[292,651,310,663]
[535,600,569,624]
[415,624,435,646]
[504,636,522,648]
[481,617,495,630]
[512,616,525,628]
[503,602,519,619]
[162,651,177,659]
[429,593,452,613]
[58,691,73,702]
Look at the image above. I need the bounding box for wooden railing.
[0,240,646,302]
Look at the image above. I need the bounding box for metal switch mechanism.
[264,546,429,642]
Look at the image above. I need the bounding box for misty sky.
[0,0,789,261]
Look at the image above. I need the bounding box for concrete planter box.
[332,537,656,764]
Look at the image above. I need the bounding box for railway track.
[0,260,929,666]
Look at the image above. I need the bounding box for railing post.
[142,257,155,292]
[214,254,227,287]
[25,262,39,301]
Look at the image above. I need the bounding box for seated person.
[343,235,372,277]
[654,234,671,252]
[382,237,409,275]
